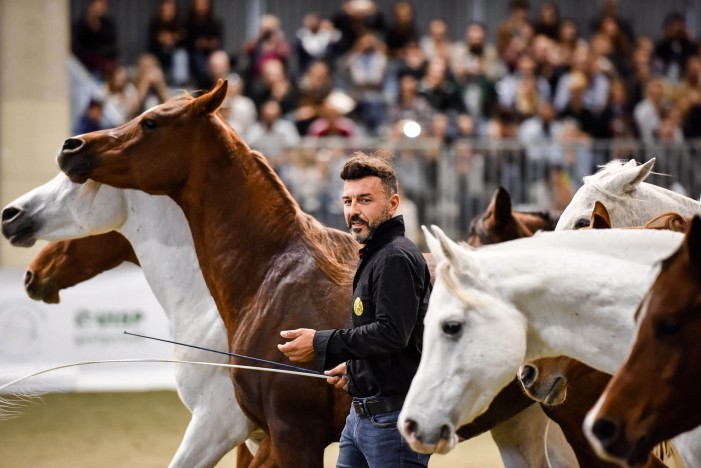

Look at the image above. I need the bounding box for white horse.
[398,226,701,466]
[0,173,257,468]
[556,158,701,230]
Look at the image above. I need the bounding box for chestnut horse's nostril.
[1,206,21,224]
[592,417,621,448]
[403,419,421,441]
[519,364,538,388]
[24,270,34,288]
[62,138,85,153]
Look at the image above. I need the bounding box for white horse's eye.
[441,321,463,337]
[574,218,590,229]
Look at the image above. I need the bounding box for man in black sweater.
[279,152,431,467]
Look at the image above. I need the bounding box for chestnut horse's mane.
[245,149,357,289]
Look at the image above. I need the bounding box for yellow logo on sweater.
[354,297,364,316]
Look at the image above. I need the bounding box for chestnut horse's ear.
[686,215,701,267]
[492,187,512,224]
[590,201,612,229]
[197,79,229,115]
[620,158,655,193]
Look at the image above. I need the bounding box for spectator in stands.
[496,0,532,56]
[496,52,551,115]
[598,79,636,139]
[530,34,563,94]
[183,0,223,90]
[555,17,580,69]
[395,41,428,80]
[654,12,699,83]
[554,42,610,114]
[634,78,670,142]
[147,0,186,86]
[627,38,655,109]
[250,58,299,116]
[295,13,339,74]
[295,60,335,135]
[104,65,138,125]
[593,15,632,77]
[384,1,419,57]
[557,70,600,137]
[417,57,467,115]
[386,74,434,139]
[533,1,560,40]
[458,55,497,127]
[450,21,504,82]
[307,91,357,137]
[330,0,386,59]
[74,98,107,135]
[219,74,257,136]
[246,99,301,158]
[420,19,452,63]
[588,0,635,46]
[244,14,291,85]
[72,0,118,80]
[589,33,617,81]
[133,53,171,115]
[518,101,564,168]
[341,31,388,134]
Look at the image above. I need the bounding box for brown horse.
[54,80,373,466]
[466,186,559,246]
[585,215,701,467]
[519,202,688,468]
[24,232,138,303]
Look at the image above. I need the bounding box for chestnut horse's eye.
[442,321,463,337]
[141,119,158,132]
[574,218,590,229]
[654,316,681,339]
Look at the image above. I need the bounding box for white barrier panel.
[0,264,178,392]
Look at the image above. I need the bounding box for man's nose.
[349,200,361,215]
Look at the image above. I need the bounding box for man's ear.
[388,193,400,216]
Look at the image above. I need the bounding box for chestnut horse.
[585,216,701,466]
[24,232,138,303]
[56,80,359,466]
[466,186,559,247]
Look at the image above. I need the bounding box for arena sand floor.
[0,391,503,467]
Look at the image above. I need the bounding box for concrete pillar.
[0,0,70,267]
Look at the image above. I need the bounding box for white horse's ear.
[620,158,655,193]
[422,225,445,263]
[430,225,474,273]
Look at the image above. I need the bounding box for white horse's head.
[399,225,527,454]
[556,159,655,230]
[1,172,127,246]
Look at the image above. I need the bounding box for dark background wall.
[70,0,700,67]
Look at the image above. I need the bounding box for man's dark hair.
[340,151,398,197]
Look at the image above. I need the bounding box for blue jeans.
[336,405,430,468]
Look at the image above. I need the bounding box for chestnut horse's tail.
[0,358,328,420]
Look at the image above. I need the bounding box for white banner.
[0,264,178,392]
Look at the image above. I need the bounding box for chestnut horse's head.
[25,233,138,304]
[585,216,701,467]
[58,80,234,196]
[467,187,534,246]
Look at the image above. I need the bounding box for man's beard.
[347,207,390,244]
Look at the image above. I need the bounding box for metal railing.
[251,137,701,242]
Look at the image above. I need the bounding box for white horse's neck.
[475,230,683,373]
[118,190,227,353]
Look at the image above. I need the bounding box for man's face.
[342,176,398,244]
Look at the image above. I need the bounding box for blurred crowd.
[71,0,701,236]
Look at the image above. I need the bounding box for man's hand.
[278,328,316,363]
[324,362,348,391]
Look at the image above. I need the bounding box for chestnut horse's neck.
[171,117,355,328]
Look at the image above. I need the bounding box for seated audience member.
[295,13,340,73]
[330,0,387,59]
[384,1,419,57]
[104,65,138,125]
[183,0,223,89]
[249,59,299,116]
[295,60,335,135]
[417,57,467,115]
[634,78,670,142]
[387,74,434,139]
[133,53,171,115]
[147,0,186,85]
[496,0,532,55]
[246,99,301,162]
[419,19,452,62]
[72,0,119,80]
[306,91,357,137]
[450,21,505,82]
[654,11,699,82]
[553,42,610,114]
[496,52,551,112]
[219,74,257,136]
[74,98,107,135]
[244,14,291,85]
[340,31,388,134]
[533,1,560,40]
